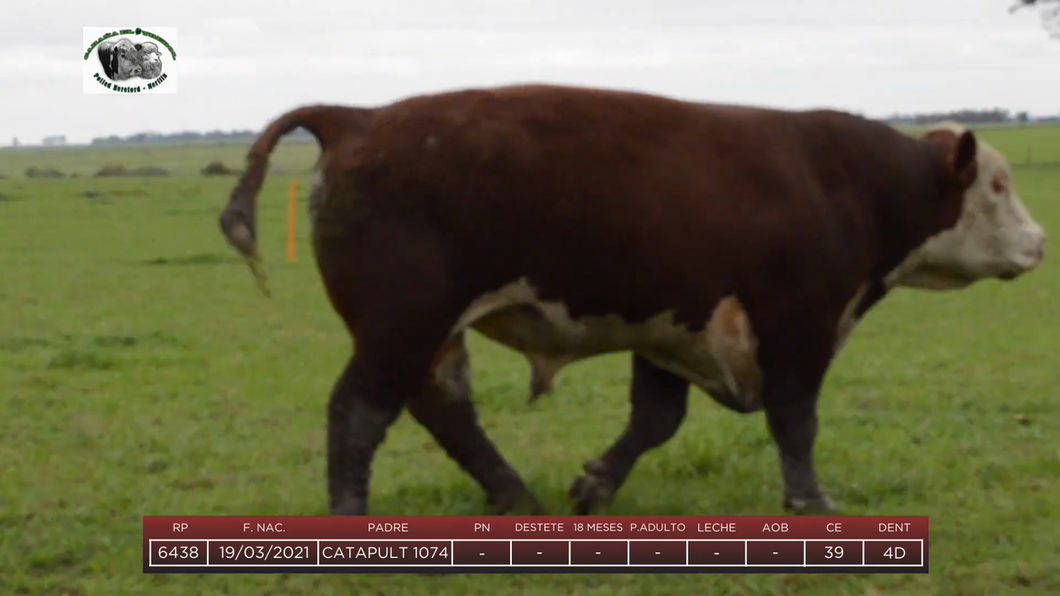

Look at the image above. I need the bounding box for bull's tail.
[218,104,373,296]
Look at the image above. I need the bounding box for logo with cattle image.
[83,27,178,94]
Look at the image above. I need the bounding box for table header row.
[144,516,928,540]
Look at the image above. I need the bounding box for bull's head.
[110,38,142,79]
[891,122,1047,289]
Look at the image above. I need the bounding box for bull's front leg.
[758,333,837,514]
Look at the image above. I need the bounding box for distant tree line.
[884,109,1060,126]
[79,108,1059,147]
[89,128,313,146]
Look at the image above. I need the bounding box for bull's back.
[338,86,842,322]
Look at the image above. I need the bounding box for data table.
[143,516,928,574]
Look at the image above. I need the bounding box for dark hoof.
[487,490,544,515]
[568,472,616,515]
[783,494,837,514]
[329,498,367,516]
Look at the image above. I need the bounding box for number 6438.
[157,545,199,559]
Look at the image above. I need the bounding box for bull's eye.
[990,173,1009,195]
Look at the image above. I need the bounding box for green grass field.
[1,124,1058,595]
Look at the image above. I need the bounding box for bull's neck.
[867,141,950,282]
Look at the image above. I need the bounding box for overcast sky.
[2,0,1058,145]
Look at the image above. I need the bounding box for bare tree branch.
[1009,0,1034,14]
[1009,0,1060,39]
[1009,0,1056,13]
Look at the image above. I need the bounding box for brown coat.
[219,84,1044,516]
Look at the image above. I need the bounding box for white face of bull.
[891,122,1047,290]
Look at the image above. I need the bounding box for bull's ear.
[953,130,977,188]
[135,43,142,51]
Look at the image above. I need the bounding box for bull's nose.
[1003,234,1046,280]
[1030,234,1046,263]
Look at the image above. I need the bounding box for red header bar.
[144,516,928,540]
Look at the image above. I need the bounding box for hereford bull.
[97,38,142,80]
[219,84,1046,516]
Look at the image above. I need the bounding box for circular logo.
[84,28,177,94]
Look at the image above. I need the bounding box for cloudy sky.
[3,0,1058,145]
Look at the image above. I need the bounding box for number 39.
[824,546,844,559]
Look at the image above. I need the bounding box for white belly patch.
[451,278,765,412]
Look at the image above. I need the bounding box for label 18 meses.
[557,522,738,532]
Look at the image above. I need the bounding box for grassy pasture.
[0,124,1058,595]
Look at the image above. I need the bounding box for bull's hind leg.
[406,332,541,514]
[321,227,467,516]
[569,354,690,514]
[327,342,442,516]
[327,354,397,516]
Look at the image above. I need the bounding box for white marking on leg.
[834,284,868,355]
[430,336,471,402]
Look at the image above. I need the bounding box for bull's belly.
[456,279,764,413]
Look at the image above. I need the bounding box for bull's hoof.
[487,489,544,515]
[568,472,616,515]
[783,494,837,514]
[329,497,367,516]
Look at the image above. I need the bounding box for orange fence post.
[287,178,297,262]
